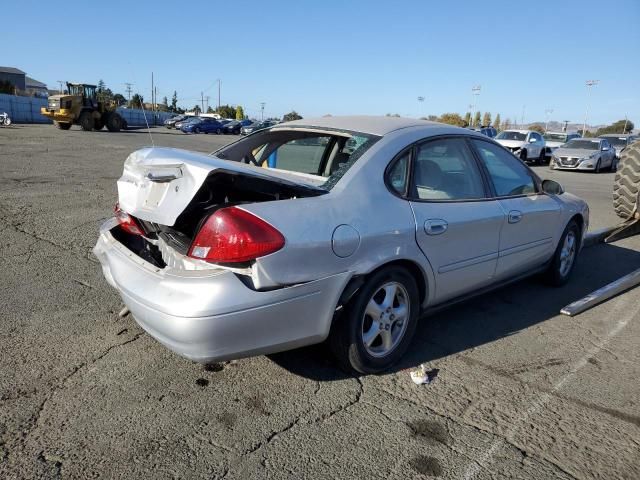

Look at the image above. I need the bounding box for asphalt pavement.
[0,125,638,479]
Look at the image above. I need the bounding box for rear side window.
[411,138,486,201]
[472,140,536,197]
[387,151,410,195]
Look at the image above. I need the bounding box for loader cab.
[67,83,98,108]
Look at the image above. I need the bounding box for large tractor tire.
[79,112,94,131]
[55,122,71,130]
[613,141,640,219]
[94,118,104,131]
[105,113,123,132]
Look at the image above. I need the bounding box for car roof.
[273,115,443,136]
[502,129,534,134]
[599,133,634,138]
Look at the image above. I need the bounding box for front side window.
[411,138,486,201]
[472,140,536,197]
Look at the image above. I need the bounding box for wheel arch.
[338,259,429,310]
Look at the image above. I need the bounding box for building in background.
[0,66,26,92]
[25,76,48,97]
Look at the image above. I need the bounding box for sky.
[3,0,639,125]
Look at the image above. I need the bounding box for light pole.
[471,85,481,126]
[563,120,570,133]
[417,96,425,119]
[521,105,526,128]
[544,108,554,132]
[582,80,599,136]
[216,79,221,109]
[260,102,265,121]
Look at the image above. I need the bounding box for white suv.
[495,130,546,164]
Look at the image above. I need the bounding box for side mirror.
[529,138,537,143]
[601,146,608,151]
[542,179,564,195]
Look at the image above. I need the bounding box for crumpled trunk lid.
[117,147,324,226]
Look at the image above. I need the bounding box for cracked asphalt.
[1,124,639,479]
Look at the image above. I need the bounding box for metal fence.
[116,108,176,127]
[0,94,51,123]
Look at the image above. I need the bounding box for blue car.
[181,117,225,134]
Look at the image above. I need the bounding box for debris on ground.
[410,365,439,385]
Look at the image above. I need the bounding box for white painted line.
[462,294,639,479]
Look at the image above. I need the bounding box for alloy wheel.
[361,282,410,358]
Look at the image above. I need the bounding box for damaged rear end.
[93,146,351,363]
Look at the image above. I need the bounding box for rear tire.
[216,128,222,134]
[79,112,94,131]
[613,141,640,219]
[545,219,580,287]
[329,266,419,374]
[194,127,201,134]
[55,122,71,130]
[94,119,104,131]
[105,113,122,132]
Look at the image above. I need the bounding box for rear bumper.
[93,219,351,363]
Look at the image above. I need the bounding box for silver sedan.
[94,116,589,373]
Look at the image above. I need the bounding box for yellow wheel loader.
[41,82,126,132]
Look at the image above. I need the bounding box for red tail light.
[114,203,144,235]
[188,207,285,263]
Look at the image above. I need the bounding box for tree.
[502,118,511,131]
[482,112,491,127]
[206,106,214,114]
[235,105,245,120]
[385,113,401,117]
[426,115,438,121]
[113,93,126,106]
[162,96,168,108]
[438,113,466,127]
[192,105,201,115]
[493,113,501,129]
[282,111,303,122]
[595,119,635,136]
[529,123,545,134]
[215,104,236,119]
[463,112,471,127]
[97,79,106,93]
[129,94,144,109]
[473,111,481,127]
[171,91,178,112]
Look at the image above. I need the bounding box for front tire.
[329,266,419,374]
[594,159,601,173]
[520,149,528,162]
[55,122,71,130]
[105,113,122,132]
[79,112,94,131]
[537,148,545,165]
[194,127,201,134]
[216,128,222,134]
[545,220,580,287]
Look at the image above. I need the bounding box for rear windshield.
[212,127,380,190]
[496,131,526,141]
[543,133,567,142]
[602,137,628,147]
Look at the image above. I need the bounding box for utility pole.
[154,86,157,113]
[151,72,154,112]
[582,80,599,137]
[417,96,425,119]
[124,83,133,102]
[471,85,481,126]
[205,96,210,112]
[563,120,570,133]
[201,92,204,114]
[260,102,265,121]
[544,108,554,132]
[622,115,628,134]
[56,80,65,94]
[521,105,526,128]
[217,79,221,109]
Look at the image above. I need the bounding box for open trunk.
[115,147,326,268]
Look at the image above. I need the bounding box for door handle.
[508,210,523,224]
[424,219,448,235]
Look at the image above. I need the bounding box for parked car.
[549,138,616,172]
[543,132,581,159]
[241,120,277,135]
[165,115,192,129]
[495,130,546,164]
[174,117,199,130]
[468,126,497,138]
[94,116,588,373]
[223,120,243,135]
[598,134,638,160]
[181,117,225,134]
